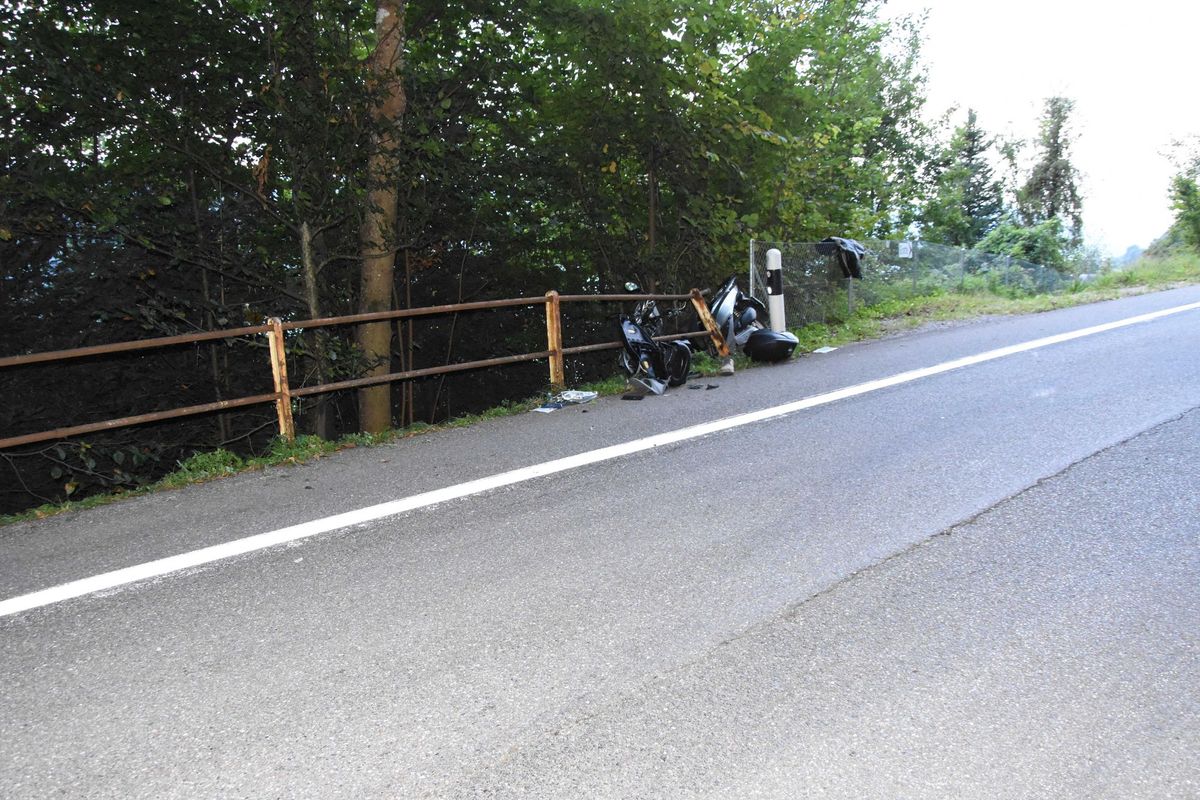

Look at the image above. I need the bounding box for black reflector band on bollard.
[767,268,783,295]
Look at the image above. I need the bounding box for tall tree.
[1166,139,1200,251]
[1018,96,1083,245]
[357,0,407,433]
[920,108,1004,246]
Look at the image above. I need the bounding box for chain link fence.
[748,240,1078,328]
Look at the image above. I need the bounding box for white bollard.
[766,248,786,332]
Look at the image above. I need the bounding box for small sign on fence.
[898,241,913,259]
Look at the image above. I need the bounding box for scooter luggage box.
[744,329,798,362]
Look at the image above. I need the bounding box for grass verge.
[1,372,637,526]
[788,254,1200,352]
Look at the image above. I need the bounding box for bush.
[975,219,1068,272]
[170,449,244,482]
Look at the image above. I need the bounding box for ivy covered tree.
[1018,96,1083,245]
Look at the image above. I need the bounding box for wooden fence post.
[690,289,730,357]
[267,317,296,442]
[544,290,565,388]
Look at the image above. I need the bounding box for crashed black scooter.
[615,282,691,395]
[706,274,798,363]
[614,275,795,394]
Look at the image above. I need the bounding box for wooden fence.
[0,289,728,449]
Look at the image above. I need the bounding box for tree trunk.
[405,249,415,427]
[190,169,230,443]
[647,143,658,291]
[299,221,333,439]
[357,0,407,433]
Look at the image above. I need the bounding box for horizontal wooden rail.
[557,293,694,303]
[1,289,726,449]
[0,324,271,369]
[0,393,279,450]
[278,296,538,331]
[290,351,554,398]
[561,330,711,357]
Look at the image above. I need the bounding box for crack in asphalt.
[448,404,1200,789]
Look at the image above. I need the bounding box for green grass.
[1091,253,1200,289]
[3,434,377,525]
[786,253,1200,353]
[574,373,630,396]
[7,254,1197,527]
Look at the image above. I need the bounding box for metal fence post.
[544,290,565,388]
[267,317,295,442]
[749,239,756,298]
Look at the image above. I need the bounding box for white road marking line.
[4,299,1200,618]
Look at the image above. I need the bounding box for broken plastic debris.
[629,376,666,395]
[533,389,599,413]
[813,346,837,354]
[558,390,597,404]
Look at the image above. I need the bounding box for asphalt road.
[2,287,1199,798]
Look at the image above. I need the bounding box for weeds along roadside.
[5,254,1198,527]
[788,253,1200,351]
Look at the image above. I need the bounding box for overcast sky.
[881,0,1198,255]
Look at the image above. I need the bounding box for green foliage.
[974,219,1068,272]
[785,251,1200,354]
[163,449,246,485]
[1018,97,1083,244]
[1159,138,1200,253]
[576,374,632,396]
[1092,253,1200,289]
[920,109,1004,247]
[444,398,540,428]
[1169,175,1200,251]
[0,0,945,515]
[688,351,723,375]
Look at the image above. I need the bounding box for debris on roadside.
[532,389,598,413]
[559,390,598,404]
